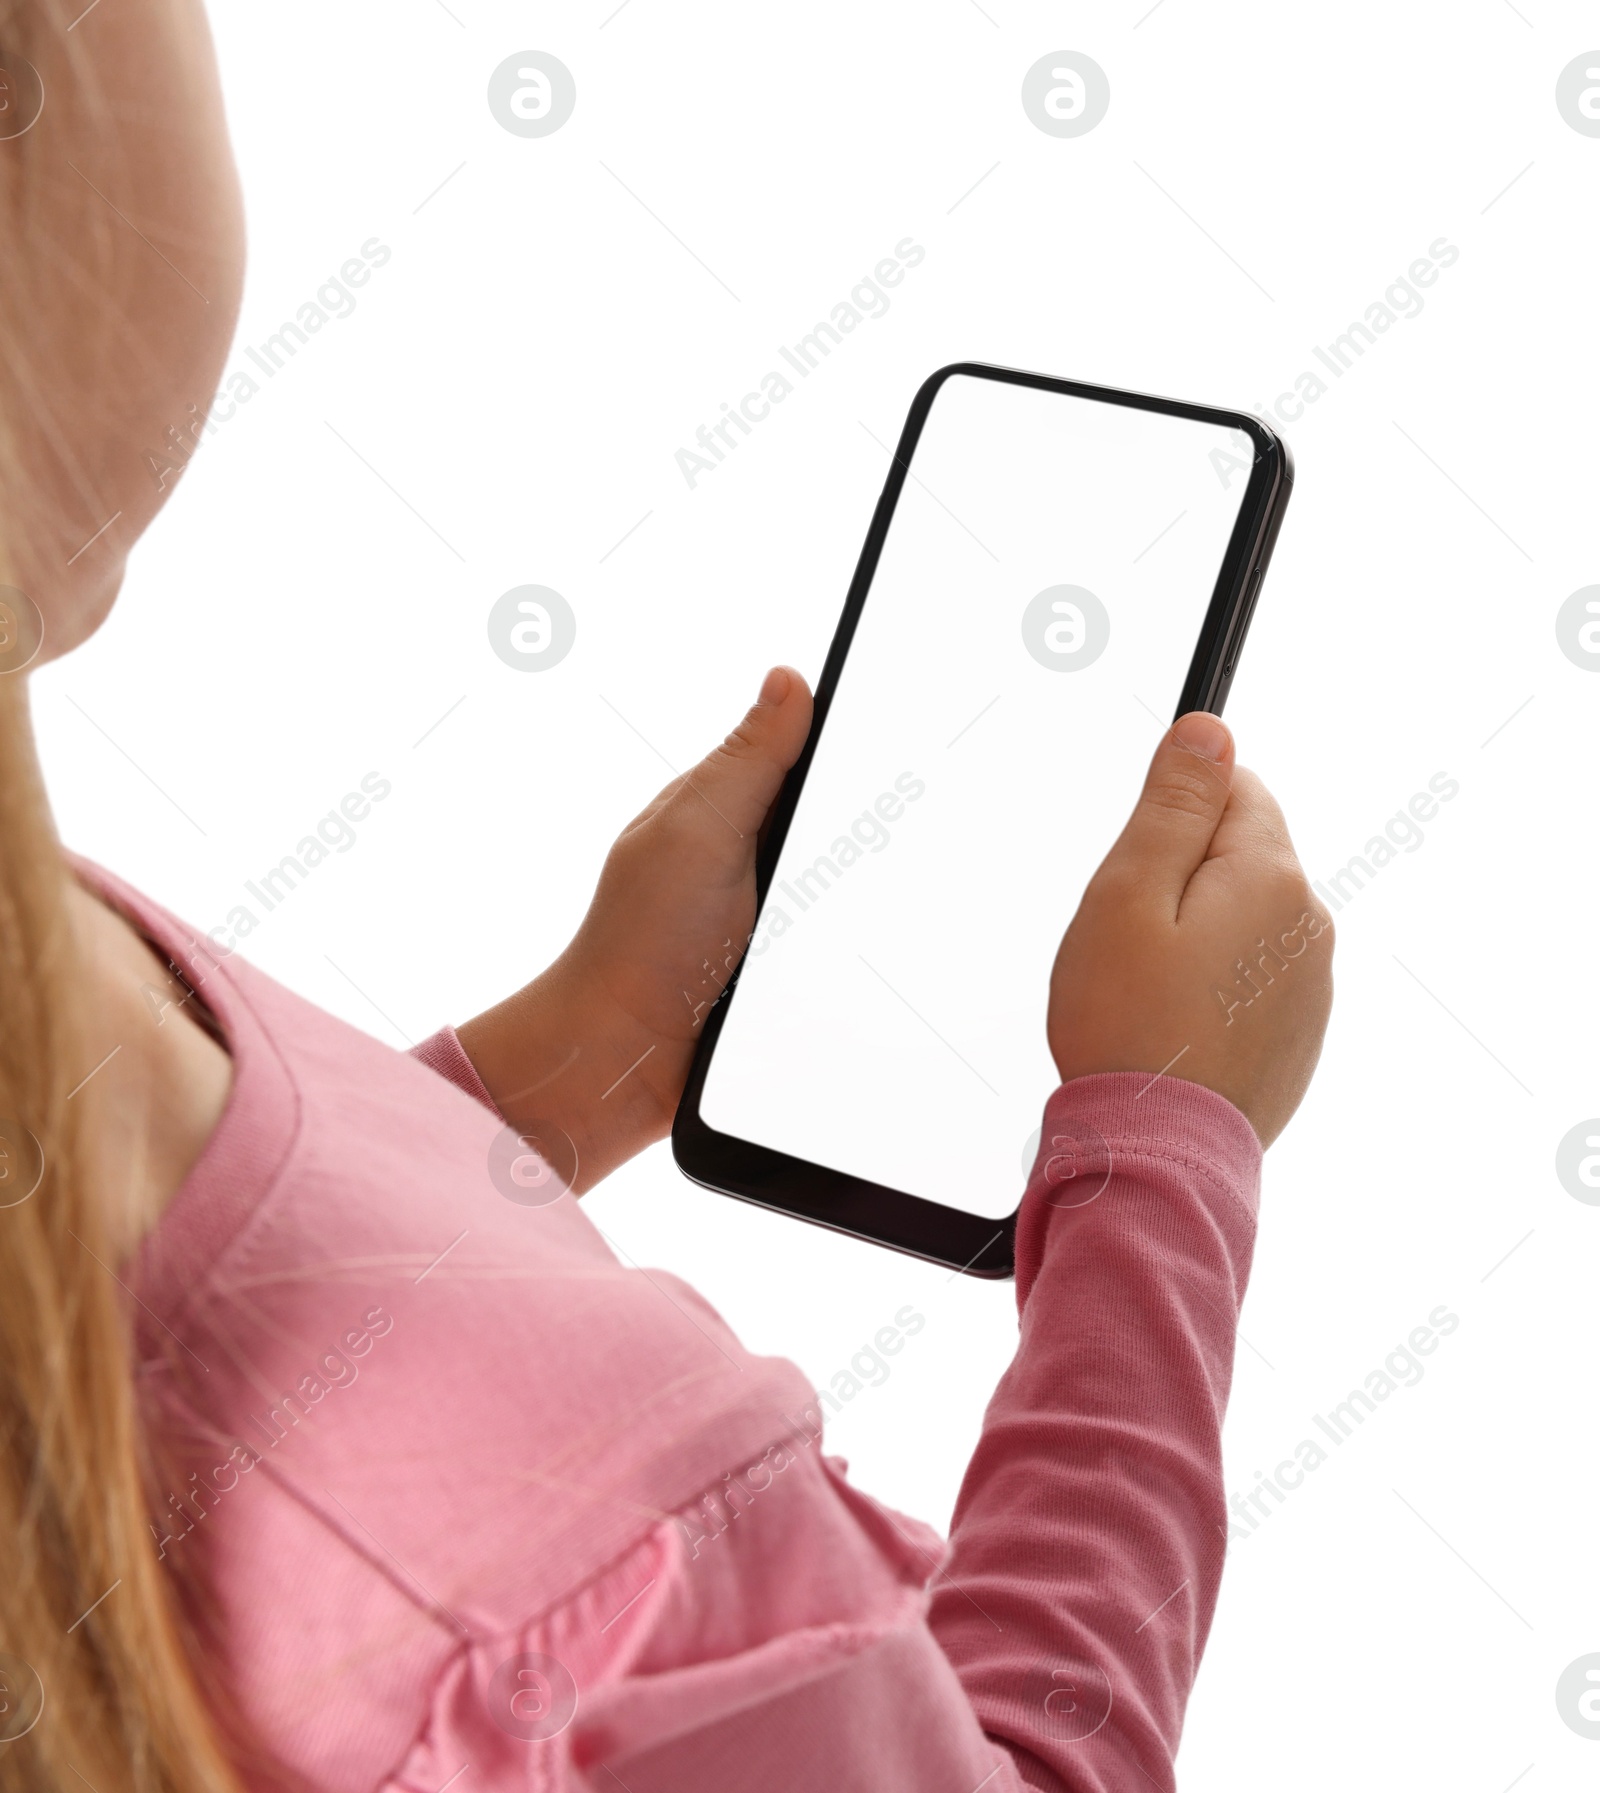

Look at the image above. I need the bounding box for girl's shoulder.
[91,863,818,1786]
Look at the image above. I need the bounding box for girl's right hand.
[1047,712,1334,1149]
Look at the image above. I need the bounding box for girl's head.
[1,0,243,661]
[0,4,256,1789]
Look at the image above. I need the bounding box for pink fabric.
[94,863,1261,1792]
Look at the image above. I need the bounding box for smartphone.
[672,362,1292,1277]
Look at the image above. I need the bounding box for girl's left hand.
[456,667,813,1191]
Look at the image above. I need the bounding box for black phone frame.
[671,361,1293,1278]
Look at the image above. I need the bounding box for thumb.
[1101,710,1236,900]
[684,666,813,839]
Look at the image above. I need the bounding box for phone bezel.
[671,361,1292,1278]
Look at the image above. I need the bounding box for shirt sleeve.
[410,1026,500,1115]
[927,1070,1261,1791]
[377,1071,1259,1793]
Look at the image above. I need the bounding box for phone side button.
[1243,565,1265,609]
[1225,568,1266,674]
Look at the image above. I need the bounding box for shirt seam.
[1043,1135,1258,1232]
[161,966,308,1328]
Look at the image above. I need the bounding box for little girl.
[0,4,1333,1790]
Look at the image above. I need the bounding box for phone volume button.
[1237,567,1265,634]
[1222,571,1264,681]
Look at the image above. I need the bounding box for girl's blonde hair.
[0,4,251,1786]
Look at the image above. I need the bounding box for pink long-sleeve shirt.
[101,863,1261,1793]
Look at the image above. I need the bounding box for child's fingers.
[628,667,812,834]
[1098,711,1236,906]
[674,666,813,840]
[1183,766,1329,943]
[1202,765,1299,870]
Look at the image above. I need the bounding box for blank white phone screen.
[700,373,1254,1221]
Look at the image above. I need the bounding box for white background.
[33,3,1600,1788]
